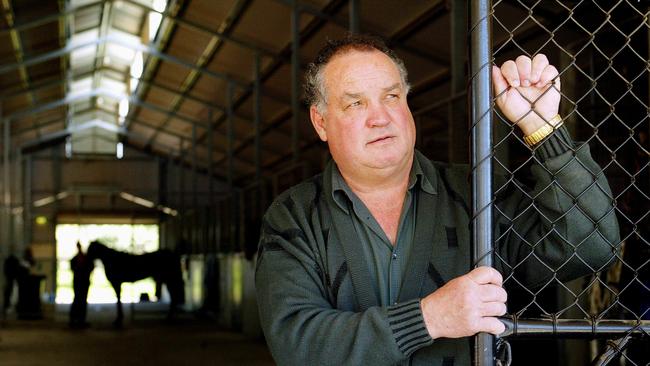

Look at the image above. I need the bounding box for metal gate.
[471,1,650,365]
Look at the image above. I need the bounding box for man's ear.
[310,105,328,142]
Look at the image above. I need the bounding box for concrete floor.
[0,304,275,366]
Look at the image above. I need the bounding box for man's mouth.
[368,136,393,144]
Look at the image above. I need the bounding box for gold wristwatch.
[523,114,563,146]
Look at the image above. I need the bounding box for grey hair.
[304,34,410,114]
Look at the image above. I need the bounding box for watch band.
[523,114,563,146]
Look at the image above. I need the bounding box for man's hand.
[492,54,561,135]
[420,266,507,339]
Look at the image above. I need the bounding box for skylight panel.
[148,0,167,42]
[69,77,93,98]
[100,77,128,96]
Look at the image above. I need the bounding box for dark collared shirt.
[331,156,436,306]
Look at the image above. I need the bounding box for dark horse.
[87,241,185,326]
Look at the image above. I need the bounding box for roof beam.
[144,0,253,149]
[0,0,283,61]
[6,89,275,167]
[90,1,113,113]
[0,0,104,36]
[127,0,185,133]
[0,34,290,106]
[123,0,280,59]
[182,0,349,169]
[1,0,40,137]
[1,65,292,140]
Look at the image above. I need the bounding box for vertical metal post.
[52,144,61,299]
[227,81,234,189]
[207,108,214,206]
[157,155,167,248]
[291,1,300,163]
[23,154,32,249]
[13,149,21,251]
[191,124,197,210]
[178,139,185,242]
[415,115,422,150]
[254,52,263,237]
[470,0,494,365]
[3,116,9,246]
[0,110,6,317]
[448,0,468,163]
[191,123,197,250]
[226,81,235,253]
[254,53,262,183]
[207,108,214,252]
[349,0,360,34]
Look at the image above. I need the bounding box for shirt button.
[392,253,398,259]
[394,302,398,305]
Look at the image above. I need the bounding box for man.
[70,242,93,328]
[255,35,619,365]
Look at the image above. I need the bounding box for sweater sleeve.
[255,197,433,365]
[494,125,621,288]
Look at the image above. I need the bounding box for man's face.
[310,49,416,177]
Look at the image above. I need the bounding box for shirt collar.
[330,150,437,214]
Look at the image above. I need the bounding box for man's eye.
[347,101,361,109]
[386,94,399,99]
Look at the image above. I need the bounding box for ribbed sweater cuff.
[387,299,433,357]
[533,124,575,161]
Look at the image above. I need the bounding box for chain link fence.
[475,0,650,364]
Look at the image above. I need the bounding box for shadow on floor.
[0,304,275,366]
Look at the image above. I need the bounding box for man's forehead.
[326,49,396,72]
[323,49,402,90]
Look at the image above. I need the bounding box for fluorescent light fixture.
[131,51,143,79]
[153,0,167,12]
[116,142,124,159]
[119,192,155,208]
[118,191,177,216]
[148,0,166,42]
[119,98,129,118]
[65,137,72,158]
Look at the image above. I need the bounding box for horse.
[87,240,185,326]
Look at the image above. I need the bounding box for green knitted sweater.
[255,133,620,366]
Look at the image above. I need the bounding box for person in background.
[70,242,93,328]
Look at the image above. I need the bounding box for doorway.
[55,224,159,304]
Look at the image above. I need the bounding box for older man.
[255,35,619,365]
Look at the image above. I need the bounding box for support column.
[2,115,9,249]
[0,111,7,317]
[448,0,468,163]
[254,53,262,183]
[291,1,300,163]
[157,155,167,248]
[191,123,198,251]
[207,109,214,204]
[207,108,214,252]
[470,1,494,365]
[226,81,236,253]
[23,154,32,250]
[191,124,197,210]
[13,149,22,252]
[227,81,234,189]
[349,0,360,34]
[253,53,263,242]
[178,139,185,245]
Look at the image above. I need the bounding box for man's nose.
[366,101,391,127]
